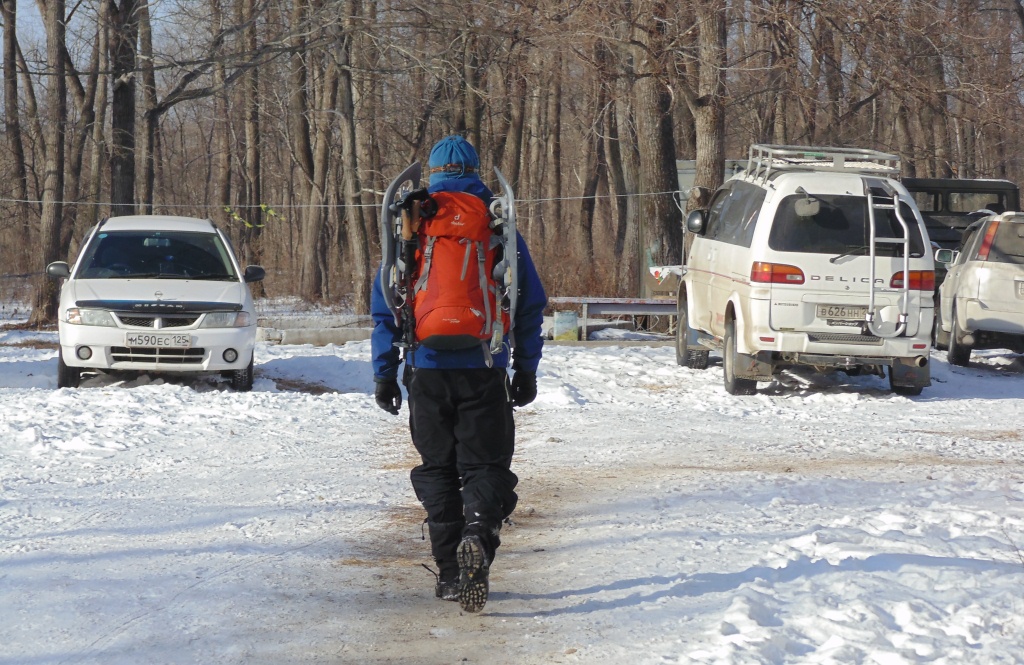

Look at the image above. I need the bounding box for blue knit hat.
[428,135,481,186]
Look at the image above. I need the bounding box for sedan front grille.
[118,315,155,327]
[111,346,206,364]
[113,314,201,328]
[161,316,200,328]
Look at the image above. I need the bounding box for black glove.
[374,379,402,415]
[396,188,437,218]
[510,371,537,407]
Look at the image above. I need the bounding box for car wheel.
[675,292,709,370]
[947,307,971,367]
[230,355,254,392]
[57,349,81,389]
[723,318,756,396]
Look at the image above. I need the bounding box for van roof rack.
[746,144,901,184]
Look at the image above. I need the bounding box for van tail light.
[751,262,805,285]
[890,270,935,291]
[976,221,1000,261]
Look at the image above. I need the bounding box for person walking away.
[370,135,547,613]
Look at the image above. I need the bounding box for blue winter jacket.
[371,178,547,380]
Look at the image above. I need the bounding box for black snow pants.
[407,367,518,568]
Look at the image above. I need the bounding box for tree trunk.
[240,0,264,286]
[501,73,526,187]
[300,51,338,302]
[633,0,683,289]
[340,0,371,312]
[463,34,483,152]
[29,0,67,326]
[289,0,317,299]
[211,0,231,227]
[611,77,640,295]
[109,0,141,216]
[570,73,603,286]
[2,0,30,261]
[895,100,917,178]
[691,0,726,202]
[60,19,100,256]
[138,0,157,213]
[85,2,110,232]
[543,52,562,268]
[524,58,546,255]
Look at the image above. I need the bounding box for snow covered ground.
[2,315,1024,664]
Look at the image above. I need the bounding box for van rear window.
[769,194,926,257]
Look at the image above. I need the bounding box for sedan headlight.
[66,308,116,326]
[200,311,253,328]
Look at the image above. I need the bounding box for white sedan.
[46,215,265,390]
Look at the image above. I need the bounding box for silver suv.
[679,145,935,395]
[934,212,1024,365]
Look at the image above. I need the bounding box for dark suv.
[903,177,1020,250]
[903,177,1020,292]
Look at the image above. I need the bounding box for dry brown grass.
[0,338,57,350]
[268,376,337,395]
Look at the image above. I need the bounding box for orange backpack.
[411,191,510,351]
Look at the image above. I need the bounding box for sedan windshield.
[76,231,238,280]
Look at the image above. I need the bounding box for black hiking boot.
[427,520,464,602]
[457,535,490,613]
[435,565,460,601]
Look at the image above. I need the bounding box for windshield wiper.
[121,272,192,279]
[829,245,871,263]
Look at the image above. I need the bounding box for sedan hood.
[69,279,248,312]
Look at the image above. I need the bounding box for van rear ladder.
[864,177,911,338]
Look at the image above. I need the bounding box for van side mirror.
[686,210,707,235]
[243,265,266,283]
[46,262,71,279]
[933,248,955,265]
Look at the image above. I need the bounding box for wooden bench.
[548,296,677,340]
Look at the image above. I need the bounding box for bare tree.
[28,0,67,326]
[109,0,141,216]
[2,0,30,260]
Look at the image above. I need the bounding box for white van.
[46,215,265,390]
[679,145,935,395]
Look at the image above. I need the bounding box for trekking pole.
[400,201,421,348]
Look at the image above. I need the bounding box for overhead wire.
[0,189,686,211]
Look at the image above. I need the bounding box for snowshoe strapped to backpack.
[413,191,509,351]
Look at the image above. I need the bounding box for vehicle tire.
[57,349,81,388]
[888,369,923,396]
[675,292,709,370]
[230,355,254,392]
[947,307,971,367]
[723,318,757,396]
